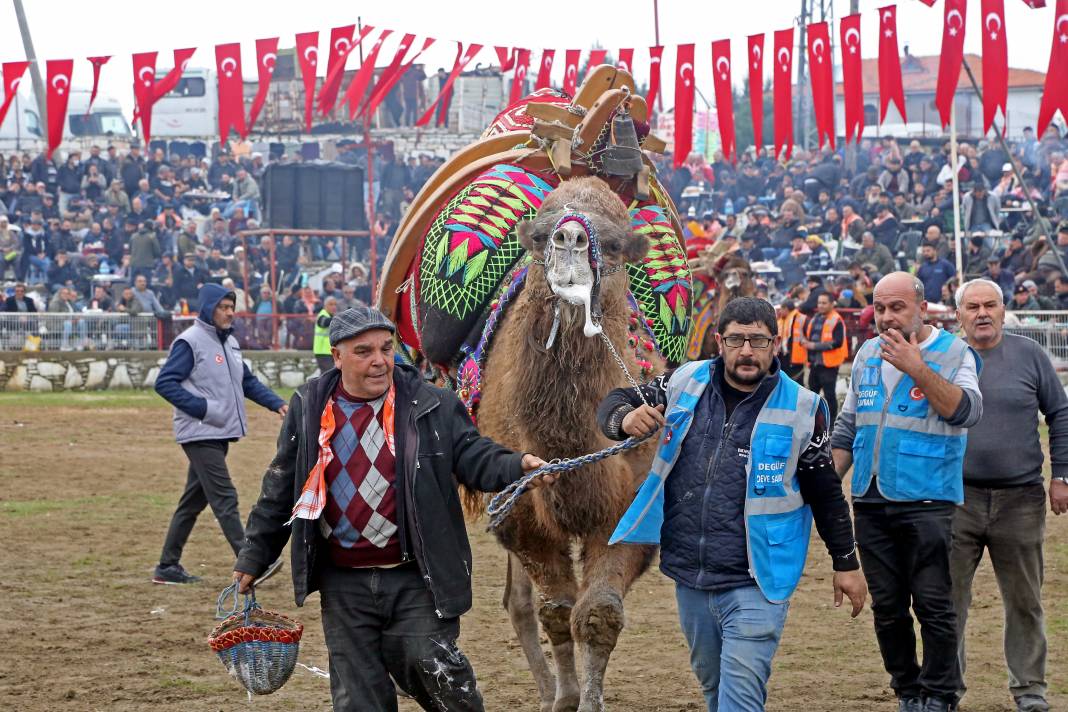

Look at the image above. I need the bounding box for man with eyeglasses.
[832,272,983,712]
[598,297,866,711]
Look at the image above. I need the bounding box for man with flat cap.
[235,306,553,712]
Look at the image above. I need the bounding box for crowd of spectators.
[0,137,448,349]
[660,124,1068,316]
[6,118,1068,351]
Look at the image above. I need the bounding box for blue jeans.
[675,583,790,711]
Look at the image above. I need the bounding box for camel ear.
[517,219,545,256]
[622,231,649,264]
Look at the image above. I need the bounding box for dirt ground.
[1,392,1065,712]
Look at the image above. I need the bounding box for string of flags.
[0,0,1059,164]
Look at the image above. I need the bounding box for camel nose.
[551,222,589,252]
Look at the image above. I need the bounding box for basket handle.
[215,582,258,621]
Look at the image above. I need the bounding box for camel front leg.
[572,536,656,712]
[503,552,556,712]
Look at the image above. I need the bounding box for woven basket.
[208,589,303,695]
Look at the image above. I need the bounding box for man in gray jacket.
[952,279,1068,712]
[152,283,287,584]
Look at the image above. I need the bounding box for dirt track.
[0,393,1064,711]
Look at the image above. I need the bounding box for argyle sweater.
[321,382,402,567]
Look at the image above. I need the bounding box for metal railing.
[0,313,162,351]
[1004,311,1068,370]
[169,313,318,351]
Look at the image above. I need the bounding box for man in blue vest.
[598,297,867,712]
[152,283,288,585]
[832,272,983,712]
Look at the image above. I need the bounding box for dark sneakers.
[922,698,957,712]
[152,563,202,585]
[898,698,923,712]
[1016,695,1050,712]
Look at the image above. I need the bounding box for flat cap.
[329,305,396,346]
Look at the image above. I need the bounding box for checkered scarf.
[286,383,396,525]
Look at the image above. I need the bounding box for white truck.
[0,88,133,154]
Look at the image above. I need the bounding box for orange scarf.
[287,383,396,525]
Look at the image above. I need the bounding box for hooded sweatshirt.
[155,283,283,441]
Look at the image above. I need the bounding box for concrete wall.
[0,351,322,392]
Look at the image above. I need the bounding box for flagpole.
[950,100,963,279]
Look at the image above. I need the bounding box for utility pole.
[653,0,662,111]
[12,0,46,131]
[844,0,860,172]
[797,0,810,152]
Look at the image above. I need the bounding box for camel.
[686,252,756,360]
[475,176,662,712]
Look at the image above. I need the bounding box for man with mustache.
[952,279,1068,712]
[599,297,866,711]
[832,272,983,712]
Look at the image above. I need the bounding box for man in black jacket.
[234,306,550,712]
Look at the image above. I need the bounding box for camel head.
[715,254,754,297]
[518,176,648,341]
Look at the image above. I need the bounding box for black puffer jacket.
[236,364,525,618]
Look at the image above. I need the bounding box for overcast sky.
[0,0,1058,115]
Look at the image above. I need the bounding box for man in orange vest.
[779,298,808,381]
[802,292,849,424]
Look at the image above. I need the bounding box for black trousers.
[807,363,839,424]
[782,361,805,382]
[159,440,243,566]
[319,563,484,712]
[854,502,961,702]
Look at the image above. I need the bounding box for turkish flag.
[711,40,735,162]
[495,47,516,72]
[773,28,794,161]
[509,48,531,106]
[936,0,967,129]
[365,36,435,120]
[317,25,356,116]
[248,38,279,132]
[1038,0,1068,135]
[343,29,392,121]
[152,48,196,102]
[878,6,907,124]
[840,14,864,143]
[563,49,581,95]
[319,26,374,116]
[46,59,73,159]
[86,56,110,115]
[917,0,936,5]
[535,49,555,90]
[747,34,764,155]
[588,49,608,77]
[807,21,835,150]
[647,46,665,109]
[617,48,634,74]
[131,52,157,143]
[215,43,246,144]
[673,43,695,168]
[981,0,1008,133]
[294,31,319,132]
[1022,0,1046,7]
[361,34,417,118]
[0,61,29,129]
[418,42,482,127]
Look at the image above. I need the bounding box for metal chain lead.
[486,332,654,530]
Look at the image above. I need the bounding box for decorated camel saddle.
[376,65,694,415]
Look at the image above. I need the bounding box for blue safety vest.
[610,360,822,603]
[848,328,978,504]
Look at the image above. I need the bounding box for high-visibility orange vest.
[785,310,807,365]
[805,310,849,367]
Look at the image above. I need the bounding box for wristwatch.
[1053,476,1068,485]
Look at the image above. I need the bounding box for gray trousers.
[951,483,1048,702]
[159,440,244,566]
[318,563,484,712]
